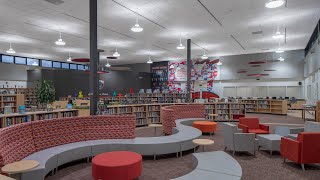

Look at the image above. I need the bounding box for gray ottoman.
[257,134,282,155]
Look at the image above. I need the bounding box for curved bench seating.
[20,118,202,180]
[172,151,242,180]
[162,105,205,135]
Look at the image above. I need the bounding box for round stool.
[92,151,142,180]
[192,121,217,135]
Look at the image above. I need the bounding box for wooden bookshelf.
[239,99,287,115]
[0,109,78,128]
[205,103,246,121]
[0,94,24,113]
[316,101,320,123]
[0,88,37,107]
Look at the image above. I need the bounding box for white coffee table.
[192,139,214,152]
[257,134,282,155]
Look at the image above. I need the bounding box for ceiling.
[0,0,319,65]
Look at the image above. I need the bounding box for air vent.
[252,31,263,35]
[44,0,64,5]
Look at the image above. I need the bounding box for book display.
[0,88,37,107]
[0,109,79,128]
[0,94,25,113]
[151,61,169,91]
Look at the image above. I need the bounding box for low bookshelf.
[0,94,24,113]
[0,109,78,128]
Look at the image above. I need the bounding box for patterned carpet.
[46,114,320,180]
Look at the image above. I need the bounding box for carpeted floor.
[46,114,320,180]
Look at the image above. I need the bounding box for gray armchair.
[222,123,257,156]
[289,121,320,139]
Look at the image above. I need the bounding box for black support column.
[186,39,191,102]
[89,0,98,115]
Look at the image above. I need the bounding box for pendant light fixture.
[113,48,120,57]
[32,61,38,66]
[105,59,111,67]
[201,49,208,59]
[55,32,66,46]
[67,52,72,62]
[265,0,285,8]
[6,43,16,54]
[147,56,153,64]
[275,42,284,53]
[176,34,185,50]
[131,17,143,32]
[278,57,285,61]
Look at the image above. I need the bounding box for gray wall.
[99,63,151,93]
[27,63,152,98]
[0,63,28,81]
[217,50,305,81]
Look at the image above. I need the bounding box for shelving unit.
[0,94,24,113]
[238,99,287,115]
[0,109,78,128]
[317,101,320,123]
[151,61,168,91]
[0,88,37,107]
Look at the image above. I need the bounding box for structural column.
[186,39,191,102]
[89,0,98,115]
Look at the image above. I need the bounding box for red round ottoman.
[92,151,142,180]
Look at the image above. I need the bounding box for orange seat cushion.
[192,121,217,133]
[248,129,269,134]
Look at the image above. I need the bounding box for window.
[27,58,39,66]
[70,64,77,70]
[15,57,26,65]
[53,62,61,68]
[2,55,14,63]
[41,60,52,68]
[77,65,85,70]
[61,63,69,69]
[84,65,89,70]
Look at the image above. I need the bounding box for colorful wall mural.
[168,59,219,93]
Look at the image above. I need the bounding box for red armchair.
[281,132,320,171]
[238,117,269,134]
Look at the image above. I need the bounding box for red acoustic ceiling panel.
[251,65,261,67]
[247,73,269,77]
[248,61,266,64]
[72,58,90,62]
[237,70,247,73]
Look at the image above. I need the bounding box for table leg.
[9,173,21,180]
[202,146,205,152]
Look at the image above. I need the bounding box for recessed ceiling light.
[6,43,16,54]
[105,63,111,67]
[176,34,185,50]
[113,48,120,57]
[217,61,222,66]
[265,0,285,8]
[272,31,284,39]
[55,32,66,46]
[278,57,285,61]
[131,17,143,32]
[32,61,38,66]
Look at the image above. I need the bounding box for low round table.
[148,124,163,136]
[92,151,142,180]
[1,160,39,180]
[193,139,214,152]
[192,121,217,135]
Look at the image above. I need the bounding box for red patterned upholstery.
[0,115,136,167]
[84,115,136,140]
[0,123,36,166]
[32,117,85,151]
[162,105,205,135]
